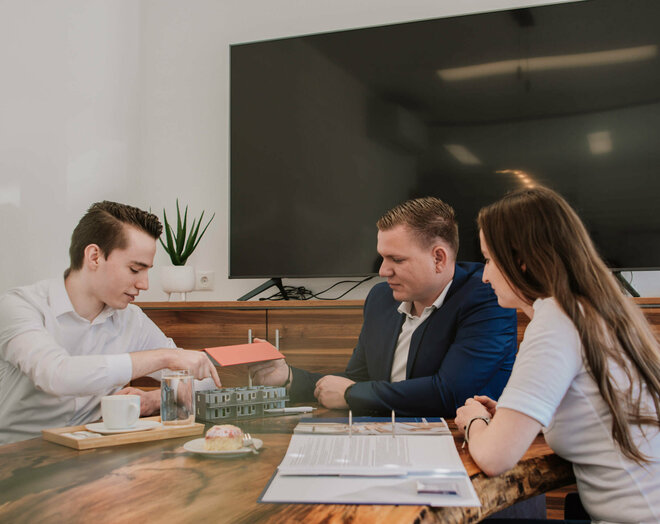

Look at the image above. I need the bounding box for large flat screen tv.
[230,0,660,278]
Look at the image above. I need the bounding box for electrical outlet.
[195,270,215,291]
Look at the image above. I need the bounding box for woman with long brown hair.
[455,186,660,523]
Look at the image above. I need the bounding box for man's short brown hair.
[65,201,162,277]
[377,196,459,255]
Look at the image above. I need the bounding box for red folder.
[204,341,285,367]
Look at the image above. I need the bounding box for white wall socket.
[195,270,215,291]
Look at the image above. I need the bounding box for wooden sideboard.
[137,298,660,387]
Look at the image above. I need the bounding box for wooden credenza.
[137,297,660,387]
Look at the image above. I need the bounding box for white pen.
[263,407,316,414]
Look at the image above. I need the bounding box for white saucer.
[85,420,162,434]
[183,437,263,457]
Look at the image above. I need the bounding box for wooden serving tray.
[42,416,203,450]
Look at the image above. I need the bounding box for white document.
[260,433,480,507]
[278,434,464,476]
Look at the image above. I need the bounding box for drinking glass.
[161,370,195,425]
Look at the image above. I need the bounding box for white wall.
[1,0,142,288]
[2,0,658,300]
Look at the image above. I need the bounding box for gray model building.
[195,386,288,422]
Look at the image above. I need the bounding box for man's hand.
[166,350,222,388]
[313,375,355,409]
[129,349,222,388]
[249,358,289,387]
[114,387,160,416]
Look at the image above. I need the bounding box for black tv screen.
[230,0,660,277]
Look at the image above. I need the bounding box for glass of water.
[161,369,195,425]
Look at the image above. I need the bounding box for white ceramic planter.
[161,265,195,301]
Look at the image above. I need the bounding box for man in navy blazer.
[250,197,517,417]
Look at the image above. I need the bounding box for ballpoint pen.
[263,407,316,414]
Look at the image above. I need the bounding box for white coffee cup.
[101,395,140,429]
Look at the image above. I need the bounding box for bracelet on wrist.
[463,416,490,447]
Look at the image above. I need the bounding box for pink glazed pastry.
[204,424,244,451]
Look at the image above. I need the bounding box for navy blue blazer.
[290,262,517,417]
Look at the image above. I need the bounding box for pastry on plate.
[204,424,244,451]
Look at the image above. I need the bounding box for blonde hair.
[478,186,660,463]
[377,196,459,255]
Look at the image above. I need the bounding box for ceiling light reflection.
[496,169,537,189]
[437,45,657,81]
[444,144,481,165]
[587,130,613,155]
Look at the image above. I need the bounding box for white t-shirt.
[498,297,660,524]
[0,278,176,444]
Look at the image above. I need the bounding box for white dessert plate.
[183,437,263,457]
[84,420,162,434]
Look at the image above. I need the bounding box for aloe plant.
[160,200,215,265]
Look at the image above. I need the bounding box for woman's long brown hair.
[478,186,660,463]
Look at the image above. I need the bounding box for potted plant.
[159,199,215,300]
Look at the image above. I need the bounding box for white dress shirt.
[0,278,177,444]
[390,281,452,382]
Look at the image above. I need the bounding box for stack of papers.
[260,418,480,507]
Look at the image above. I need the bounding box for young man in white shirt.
[0,201,220,444]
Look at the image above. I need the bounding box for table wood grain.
[0,413,574,524]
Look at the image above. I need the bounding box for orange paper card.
[204,341,285,367]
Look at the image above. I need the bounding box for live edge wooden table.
[0,410,575,524]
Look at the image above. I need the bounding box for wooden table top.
[0,412,575,524]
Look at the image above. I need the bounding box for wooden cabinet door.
[141,308,266,349]
[267,308,363,375]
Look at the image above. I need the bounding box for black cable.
[257,276,374,301]
[307,276,374,300]
[259,286,313,301]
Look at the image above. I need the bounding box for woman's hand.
[472,395,498,418]
[455,398,491,437]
